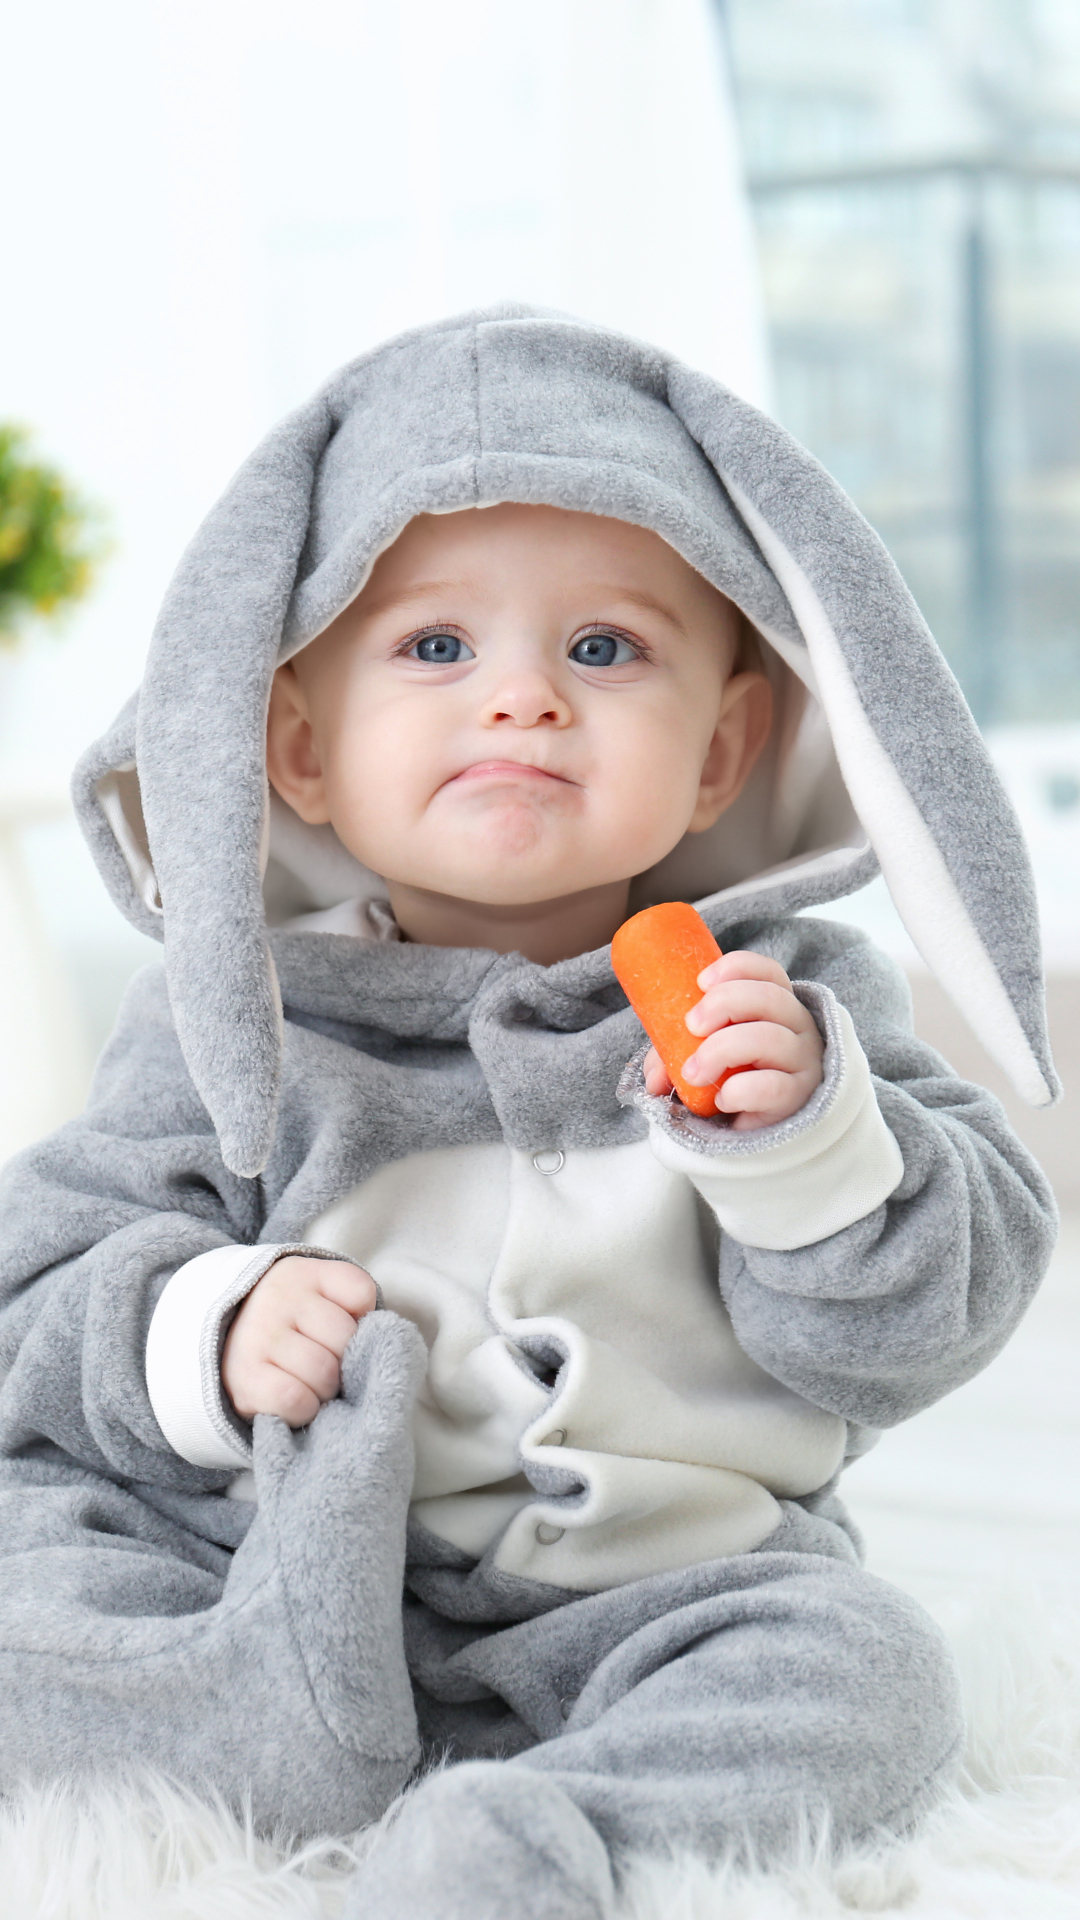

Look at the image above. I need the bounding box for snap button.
[535,1521,565,1545]
[539,1429,567,1446]
[532,1149,565,1176]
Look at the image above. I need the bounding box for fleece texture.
[0,305,1058,1898]
[349,1553,963,1919]
[70,305,1057,1178]
[0,913,1055,1504]
[0,896,1049,1859]
[0,1315,425,1833]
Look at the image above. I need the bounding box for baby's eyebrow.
[360,578,689,636]
[590,587,689,637]
[362,579,478,616]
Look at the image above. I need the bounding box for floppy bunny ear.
[134,394,338,1177]
[71,691,164,939]
[667,367,1059,1108]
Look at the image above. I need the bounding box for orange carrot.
[612,902,727,1118]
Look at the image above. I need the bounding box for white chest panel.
[306,1138,845,1590]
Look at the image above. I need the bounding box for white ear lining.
[96,765,162,916]
[724,479,1053,1108]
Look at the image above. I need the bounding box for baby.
[224,503,824,1430]
[0,306,1058,1920]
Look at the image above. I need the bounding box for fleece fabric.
[0,905,1050,1859]
[0,306,1058,1899]
[72,304,1057,1184]
[145,975,904,1591]
[0,1313,963,1864]
[349,1548,963,1918]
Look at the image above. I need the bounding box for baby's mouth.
[445,760,574,788]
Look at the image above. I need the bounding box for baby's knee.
[811,1564,964,1843]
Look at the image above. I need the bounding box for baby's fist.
[643,950,824,1131]
[221,1255,378,1426]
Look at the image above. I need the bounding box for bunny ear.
[74,303,1059,1179]
[131,396,338,1176]
[667,367,1059,1108]
[71,691,162,939]
[71,309,511,1178]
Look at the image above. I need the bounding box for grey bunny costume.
[0,306,1057,1917]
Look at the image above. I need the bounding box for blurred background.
[2,0,1078,1612]
[1,0,1077,1202]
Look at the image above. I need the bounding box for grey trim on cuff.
[615,980,846,1160]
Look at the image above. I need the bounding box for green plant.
[0,426,104,646]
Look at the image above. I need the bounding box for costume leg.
[0,1311,426,1835]
[346,1551,963,1918]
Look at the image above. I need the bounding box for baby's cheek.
[600,805,675,883]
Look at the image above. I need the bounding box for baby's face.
[268,504,769,933]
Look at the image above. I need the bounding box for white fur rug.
[4,1581,1078,1920]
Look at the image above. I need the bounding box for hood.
[73,303,1058,1177]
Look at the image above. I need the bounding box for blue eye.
[409,632,474,664]
[569,632,639,667]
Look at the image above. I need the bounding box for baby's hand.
[643,950,824,1132]
[221,1255,378,1426]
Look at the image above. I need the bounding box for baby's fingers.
[226,1356,325,1427]
[683,1019,810,1086]
[266,1327,343,1404]
[716,1069,810,1130]
[696,950,794,992]
[312,1259,379,1319]
[228,1330,343,1425]
[687,978,815,1039]
[293,1291,365,1362]
[642,1045,674,1097]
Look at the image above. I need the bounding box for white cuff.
[145,1245,287,1468]
[648,999,904,1250]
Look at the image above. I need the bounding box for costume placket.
[482,1141,844,1591]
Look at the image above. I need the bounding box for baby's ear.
[687,670,773,833]
[265,664,332,825]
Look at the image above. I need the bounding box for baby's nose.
[481,673,571,727]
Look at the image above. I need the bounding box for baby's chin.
[387,866,625,910]
[366,803,679,903]
[367,826,613,901]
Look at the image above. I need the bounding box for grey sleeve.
[668,916,1055,1429]
[0,965,264,1488]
